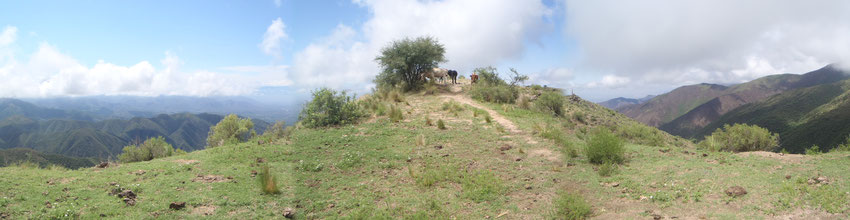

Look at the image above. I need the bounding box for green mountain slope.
[696,78,850,153]
[661,65,850,138]
[619,83,727,127]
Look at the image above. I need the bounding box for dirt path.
[440,83,542,146]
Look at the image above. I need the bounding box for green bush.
[697,123,779,152]
[389,104,404,123]
[535,91,565,117]
[597,162,617,177]
[299,88,364,128]
[585,128,625,165]
[263,121,292,140]
[572,111,586,124]
[474,66,506,86]
[118,136,183,163]
[258,165,280,194]
[551,191,591,220]
[469,84,518,103]
[805,145,822,155]
[830,134,850,152]
[207,114,256,148]
[615,123,665,147]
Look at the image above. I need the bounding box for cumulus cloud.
[260,17,287,58]
[586,75,631,89]
[529,67,575,87]
[564,0,850,85]
[0,26,16,46]
[288,0,552,92]
[0,39,267,97]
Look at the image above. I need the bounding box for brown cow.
[470,72,479,84]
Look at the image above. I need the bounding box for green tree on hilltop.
[206,114,255,148]
[375,36,446,91]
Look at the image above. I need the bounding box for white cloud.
[564,0,850,86]
[289,0,552,92]
[0,26,16,46]
[0,42,262,97]
[529,67,574,87]
[260,17,287,58]
[586,75,630,89]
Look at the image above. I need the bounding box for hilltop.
[1,80,847,219]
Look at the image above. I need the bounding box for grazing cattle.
[470,72,479,84]
[422,68,449,84]
[448,70,458,84]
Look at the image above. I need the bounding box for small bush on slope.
[299,88,364,128]
[119,136,183,163]
[585,128,625,165]
[258,165,280,194]
[207,114,256,148]
[551,191,591,220]
[535,91,565,117]
[698,123,778,152]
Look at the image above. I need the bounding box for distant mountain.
[694,77,850,153]
[598,95,655,109]
[0,102,270,158]
[24,95,300,124]
[0,148,97,169]
[660,65,850,138]
[618,83,728,127]
[0,99,95,121]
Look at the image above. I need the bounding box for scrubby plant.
[517,95,531,109]
[441,101,464,113]
[484,115,492,123]
[830,134,850,152]
[258,165,280,194]
[416,134,425,147]
[425,116,433,126]
[389,104,404,123]
[388,89,405,102]
[551,191,591,220]
[119,136,183,163]
[615,123,665,147]
[697,123,779,152]
[597,162,617,177]
[469,84,518,104]
[263,121,292,140]
[535,91,565,117]
[572,111,586,124]
[207,114,256,148]
[437,119,446,130]
[374,37,447,91]
[585,128,625,165]
[299,88,364,128]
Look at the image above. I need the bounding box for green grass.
[551,191,591,220]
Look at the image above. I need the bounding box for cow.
[422,67,449,84]
[470,72,479,84]
[448,70,458,84]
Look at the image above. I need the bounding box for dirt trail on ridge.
[440,83,543,147]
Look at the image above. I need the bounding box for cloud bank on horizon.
[0,0,848,100]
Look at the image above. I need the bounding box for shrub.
[572,111,586,124]
[551,191,591,220]
[389,105,404,123]
[437,119,446,130]
[597,162,617,177]
[119,136,182,163]
[697,123,779,152]
[462,171,503,202]
[416,134,425,147]
[388,89,405,102]
[300,88,364,128]
[585,128,625,164]
[830,134,850,152]
[263,121,292,140]
[441,101,464,113]
[258,165,280,194]
[469,84,518,103]
[535,91,565,117]
[615,123,665,147]
[474,66,506,86]
[517,95,531,109]
[207,114,256,148]
[425,116,433,126]
[805,145,822,155]
[484,115,492,123]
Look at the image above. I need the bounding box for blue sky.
[1,0,847,102]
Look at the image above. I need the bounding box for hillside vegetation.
[1,79,847,219]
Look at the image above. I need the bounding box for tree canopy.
[375,36,446,91]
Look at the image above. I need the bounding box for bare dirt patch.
[528,148,559,162]
[192,205,217,216]
[173,159,199,165]
[192,175,232,183]
[736,151,807,163]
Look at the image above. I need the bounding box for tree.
[207,114,256,148]
[118,136,183,163]
[375,36,446,91]
[299,88,364,128]
[508,68,529,87]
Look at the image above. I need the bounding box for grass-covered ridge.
[1,80,848,219]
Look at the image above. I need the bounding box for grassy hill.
[0,81,847,219]
[696,78,850,153]
[0,148,97,169]
[619,83,727,127]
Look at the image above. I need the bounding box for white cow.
[422,67,449,84]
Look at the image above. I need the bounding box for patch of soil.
[192,205,217,216]
[170,202,186,210]
[725,186,747,197]
[192,175,232,183]
[736,151,806,163]
[528,148,559,162]
[173,159,199,165]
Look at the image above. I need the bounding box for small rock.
[130,170,146,175]
[515,158,522,161]
[256,158,266,163]
[1,212,9,219]
[283,207,295,218]
[258,140,265,145]
[808,179,817,185]
[99,214,106,217]
[609,182,620,187]
[785,174,792,180]
[702,153,708,157]
[725,186,747,197]
[652,214,663,220]
[639,196,649,201]
[816,176,828,183]
[779,153,785,156]
[659,149,670,153]
[123,198,136,206]
[46,180,55,185]
[434,145,443,150]
[499,145,512,151]
[327,203,335,209]
[118,190,136,200]
[95,162,109,168]
[45,201,52,209]
[525,185,533,190]
[108,182,118,186]
[250,170,258,177]
[441,154,450,157]
[169,202,186,210]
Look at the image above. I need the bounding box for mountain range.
[597,95,655,109]
[0,98,271,160]
[605,64,850,152]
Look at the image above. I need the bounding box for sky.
[1,0,849,102]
